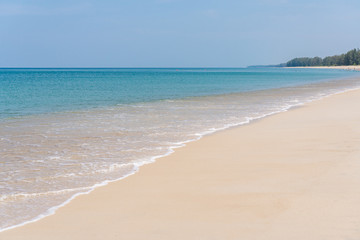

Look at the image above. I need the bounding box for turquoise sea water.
[1,68,360,231]
[1,68,358,119]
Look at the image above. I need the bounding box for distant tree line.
[286,48,360,67]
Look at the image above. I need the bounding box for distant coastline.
[248,65,360,71]
[249,48,360,69]
[286,66,360,71]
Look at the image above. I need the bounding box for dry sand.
[2,89,360,240]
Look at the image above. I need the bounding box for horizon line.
[0,67,253,69]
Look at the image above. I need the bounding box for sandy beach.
[287,65,360,71]
[2,88,360,240]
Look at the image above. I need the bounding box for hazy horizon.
[1,0,359,68]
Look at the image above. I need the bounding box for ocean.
[1,68,360,231]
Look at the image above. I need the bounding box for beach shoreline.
[286,65,360,71]
[2,88,360,239]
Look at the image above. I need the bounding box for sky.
[0,0,359,67]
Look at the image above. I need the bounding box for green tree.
[285,48,359,67]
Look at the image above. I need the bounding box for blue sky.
[1,0,359,67]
